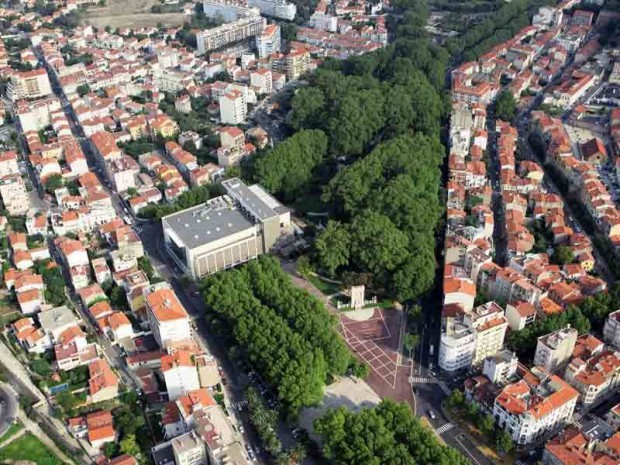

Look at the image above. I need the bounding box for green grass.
[0,420,23,443]
[307,275,341,295]
[0,432,65,465]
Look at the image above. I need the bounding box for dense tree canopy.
[495,90,517,122]
[201,256,354,416]
[315,134,443,300]
[254,129,328,202]
[315,400,470,465]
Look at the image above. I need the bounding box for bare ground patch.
[84,0,186,28]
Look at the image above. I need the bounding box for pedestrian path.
[435,422,455,435]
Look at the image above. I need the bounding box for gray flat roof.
[222,178,278,221]
[163,196,255,250]
[38,306,77,332]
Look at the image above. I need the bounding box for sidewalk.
[441,403,514,465]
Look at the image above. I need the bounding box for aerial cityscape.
[0,0,618,464]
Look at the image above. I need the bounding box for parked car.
[428,410,437,420]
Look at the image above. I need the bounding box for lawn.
[0,420,23,443]
[0,432,65,465]
[307,275,341,296]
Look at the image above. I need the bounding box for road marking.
[454,433,483,465]
[410,377,433,383]
[435,423,455,435]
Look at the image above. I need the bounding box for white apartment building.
[171,432,207,465]
[7,68,53,101]
[219,90,247,124]
[162,351,200,401]
[248,0,296,20]
[16,96,62,132]
[145,285,191,349]
[533,326,578,373]
[0,175,30,215]
[196,15,266,55]
[256,24,281,59]
[439,316,476,372]
[250,68,273,95]
[603,310,620,350]
[483,350,518,385]
[203,0,250,22]
[466,302,508,367]
[493,367,578,445]
[0,151,19,178]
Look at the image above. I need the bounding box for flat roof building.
[162,178,290,278]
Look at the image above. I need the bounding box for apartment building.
[7,68,53,101]
[145,285,191,349]
[466,302,508,367]
[162,350,200,401]
[283,48,311,80]
[534,326,578,373]
[171,431,207,465]
[493,366,578,445]
[483,349,518,385]
[564,335,620,405]
[161,178,291,278]
[250,68,273,95]
[439,308,476,372]
[256,24,281,58]
[603,310,620,349]
[0,151,19,178]
[203,0,250,22]
[196,15,266,55]
[217,126,247,167]
[219,89,247,124]
[248,0,296,20]
[0,175,30,215]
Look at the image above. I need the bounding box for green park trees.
[201,256,355,416]
[314,134,443,300]
[315,400,470,465]
[254,130,328,202]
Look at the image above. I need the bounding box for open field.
[0,432,65,465]
[84,0,186,29]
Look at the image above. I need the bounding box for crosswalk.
[515,460,526,465]
[410,376,433,383]
[230,399,248,411]
[435,422,455,435]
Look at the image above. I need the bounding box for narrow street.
[486,110,508,267]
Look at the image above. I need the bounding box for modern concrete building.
[483,349,518,385]
[196,15,266,55]
[7,68,53,101]
[248,0,296,20]
[534,326,578,374]
[256,24,281,59]
[162,178,290,278]
[439,316,476,372]
[171,432,207,465]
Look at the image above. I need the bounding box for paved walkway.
[0,427,26,448]
[0,342,90,463]
[16,407,74,465]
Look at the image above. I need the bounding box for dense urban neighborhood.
[0,0,618,465]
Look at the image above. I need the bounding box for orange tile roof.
[88,359,119,395]
[146,288,188,322]
[161,350,193,372]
